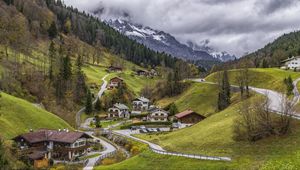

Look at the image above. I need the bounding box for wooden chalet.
[108,77,124,89]
[13,129,93,167]
[175,109,206,124]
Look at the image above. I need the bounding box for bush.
[130,146,140,156]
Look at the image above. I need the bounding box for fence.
[93,150,118,166]
[112,131,232,162]
[150,147,231,161]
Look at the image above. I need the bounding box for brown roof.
[175,110,206,119]
[14,129,92,144]
[110,77,124,82]
[28,150,47,160]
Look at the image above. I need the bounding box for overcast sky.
[64,0,300,57]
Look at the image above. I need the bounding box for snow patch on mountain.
[106,19,236,65]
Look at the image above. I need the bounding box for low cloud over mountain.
[65,0,300,57]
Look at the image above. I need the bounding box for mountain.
[214,30,300,71]
[106,19,235,64]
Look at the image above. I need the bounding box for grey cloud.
[65,0,300,57]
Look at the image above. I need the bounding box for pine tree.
[94,97,102,111]
[85,89,93,114]
[169,103,178,116]
[48,21,58,39]
[0,138,9,169]
[73,55,86,103]
[218,70,231,111]
[284,76,294,96]
[63,54,72,80]
[48,41,56,81]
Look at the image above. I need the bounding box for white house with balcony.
[132,97,150,114]
[108,103,130,119]
[147,108,169,122]
[281,56,300,70]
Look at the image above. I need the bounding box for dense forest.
[212,30,300,71]
[0,0,199,126]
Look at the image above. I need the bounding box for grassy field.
[135,94,300,169]
[157,83,219,116]
[95,149,230,170]
[206,68,300,92]
[0,92,72,139]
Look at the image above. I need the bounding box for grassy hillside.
[0,92,72,139]
[95,149,229,170]
[157,83,219,116]
[206,68,300,92]
[136,94,300,169]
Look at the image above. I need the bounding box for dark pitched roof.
[13,129,92,144]
[175,110,206,119]
[110,77,124,82]
[28,150,47,160]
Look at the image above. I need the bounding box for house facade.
[175,109,206,124]
[281,56,300,70]
[108,77,124,89]
[148,108,169,122]
[108,66,123,72]
[13,129,93,167]
[132,97,150,114]
[108,103,130,119]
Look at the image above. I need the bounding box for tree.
[218,70,231,111]
[169,103,179,116]
[0,138,9,169]
[73,55,86,103]
[85,89,93,114]
[236,67,250,99]
[94,115,102,128]
[62,54,72,81]
[64,18,72,34]
[48,21,58,39]
[48,41,56,81]
[284,76,294,96]
[94,97,102,111]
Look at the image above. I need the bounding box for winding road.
[76,74,109,128]
[74,74,117,170]
[192,78,300,119]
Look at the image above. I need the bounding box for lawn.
[157,83,219,116]
[0,92,72,139]
[206,68,300,92]
[136,94,300,169]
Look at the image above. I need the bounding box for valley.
[1,0,300,170]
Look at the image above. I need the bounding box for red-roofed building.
[175,109,206,124]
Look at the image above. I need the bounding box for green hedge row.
[120,121,172,129]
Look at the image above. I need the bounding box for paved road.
[113,130,231,161]
[76,74,109,128]
[83,132,117,170]
[192,78,300,119]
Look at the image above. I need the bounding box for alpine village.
[1,0,300,170]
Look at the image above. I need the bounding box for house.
[132,97,150,114]
[175,109,206,124]
[281,56,300,70]
[148,108,169,122]
[13,129,93,167]
[136,69,149,76]
[107,66,123,72]
[108,103,130,119]
[108,77,124,89]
